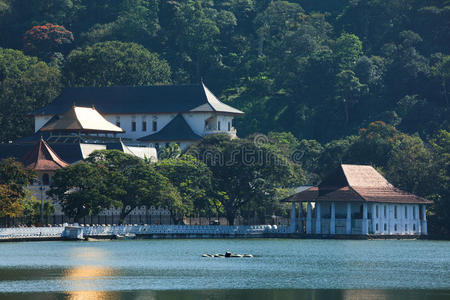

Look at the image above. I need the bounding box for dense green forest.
[0,0,449,233]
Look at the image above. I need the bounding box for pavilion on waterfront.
[284,164,432,236]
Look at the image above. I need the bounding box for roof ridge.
[138,113,202,142]
[348,185,367,202]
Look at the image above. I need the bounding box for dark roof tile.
[32,84,243,116]
[138,114,202,142]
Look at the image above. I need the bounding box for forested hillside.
[0,0,449,233]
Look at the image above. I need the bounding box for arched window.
[376,223,379,231]
[384,223,387,231]
[413,224,416,231]
[394,224,398,231]
[405,224,408,231]
[42,173,50,185]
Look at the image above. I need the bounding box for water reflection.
[2,289,450,300]
[70,247,109,261]
[64,246,116,298]
[66,290,116,300]
[64,265,115,281]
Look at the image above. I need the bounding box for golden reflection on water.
[66,290,116,300]
[65,265,115,280]
[64,246,117,299]
[342,289,389,300]
[70,247,109,261]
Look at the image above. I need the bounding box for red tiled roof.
[284,164,431,204]
[21,139,70,171]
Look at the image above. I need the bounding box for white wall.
[183,113,214,135]
[104,114,176,140]
[35,112,237,142]
[370,203,421,235]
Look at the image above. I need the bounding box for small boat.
[202,252,253,258]
[114,233,136,240]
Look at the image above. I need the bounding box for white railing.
[0,224,294,240]
[203,128,237,137]
[83,224,292,236]
[0,227,64,239]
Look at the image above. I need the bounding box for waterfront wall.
[0,224,293,240]
[0,227,64,240]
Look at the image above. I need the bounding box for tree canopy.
[0,158,35,217]
[63,41,171,87]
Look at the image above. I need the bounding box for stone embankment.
[0,224,294,241]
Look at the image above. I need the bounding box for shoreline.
[0,233,444,242]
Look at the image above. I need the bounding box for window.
[228,121,231,131]
[142,121,147,131]
[384,223,387,231]
[413,224,416,231]
[42,173,50,185]
[405,224,408,231]
[404,206,408,219]
[394,224,397,231]
[153,121,157,131]
[394,205,398,219]
[413,206,416,219]
[376,205,379,218]
[376,223,379,231]
[218,121,221,131]
[131,121,136,132]
[384,205,387,218]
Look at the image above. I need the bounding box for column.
[315,202,321,234]
[346,202,352,234]
[297,202,303,233]
[330,202,336,235]
[372,204,377,234]
[362,203,368,235]
[421,205,428,235]
[306,202,312,234]
[416,205,421,234]
[290,202,297,232]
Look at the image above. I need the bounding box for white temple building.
[32,83,244,150]
[284,164,432,236]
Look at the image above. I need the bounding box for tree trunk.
[344,101,349,125]
[196,54,200,81]
[258,34,264,57]
[226,209,236,226]
[119,208,131,225]
[442,79,449,106]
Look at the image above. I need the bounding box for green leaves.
[155,154,213,216]
[188,134,304,224]
[48,162,114,221]
[0,48,62,142]
[63,41,171,87]
[85,150,181,223]
[0,158,36,217]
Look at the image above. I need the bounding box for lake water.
[0,239,449,299]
